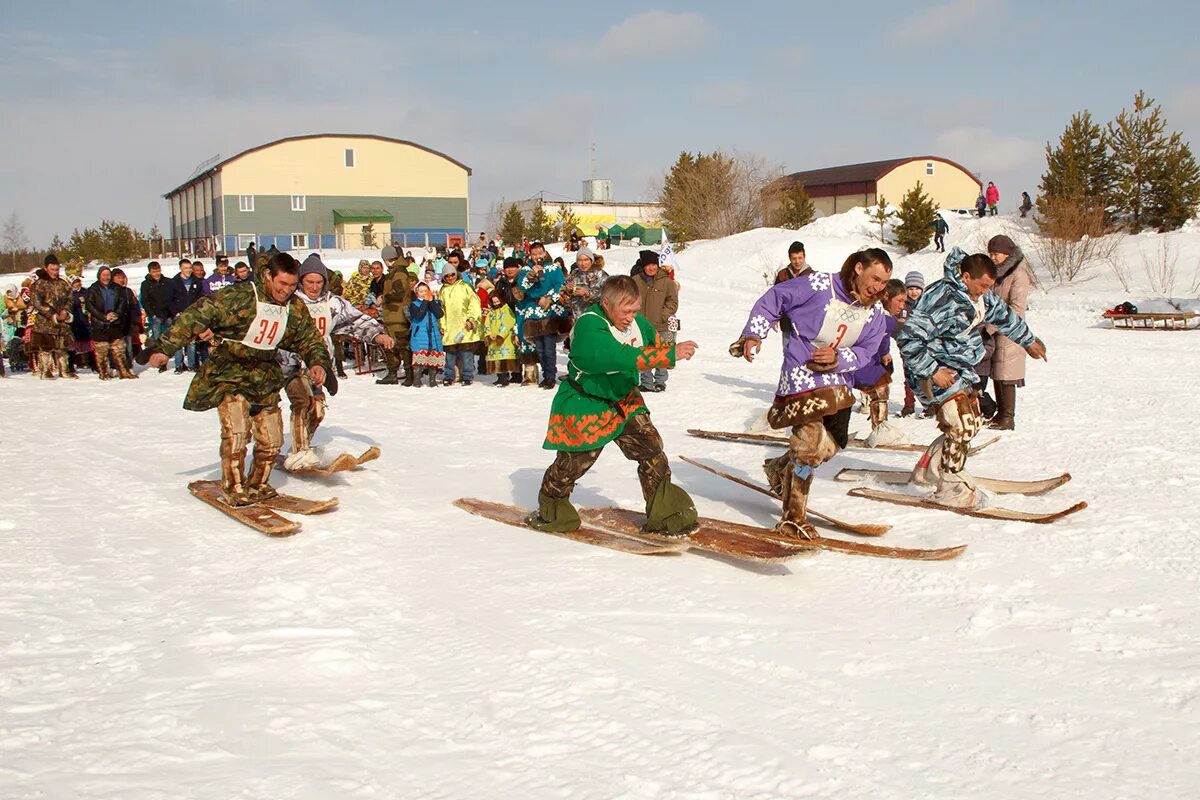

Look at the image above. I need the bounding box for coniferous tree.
[1037,110,1112,220]
[893,182,937,253]
[527,203,554,243]
[1107,90,1170,231]
[765,181,817,230]
[556,204,580,242]
[869,197,895,243]
[499,202,525,246]
[1145,131,1200,231]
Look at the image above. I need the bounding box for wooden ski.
[677,455,890,536]
[847,487,1088,524]
[454,498,686,556]
[686,428,1000,455]
[580,507,815,563]
[188,480,301,537]
[586,507,965,562]
[835,467,1071,496]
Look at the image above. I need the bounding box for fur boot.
[93,343,112,380]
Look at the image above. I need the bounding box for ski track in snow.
[2,216,1199,798]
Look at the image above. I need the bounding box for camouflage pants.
[284,374,325,453]
[217,394,284,502]
[910,392,984,506]
[382,323,412,372]
[541,412,669,504]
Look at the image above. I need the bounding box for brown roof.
[779,156,980,189]
[163,134,472,198]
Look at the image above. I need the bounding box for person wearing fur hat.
[898,248,1046,508]
[562,245,610,324]
[976,235,1033,430]
[407,281,444,387]
[483,290,518,385]
[29,254,77,379]
[528,275,700,536]
[277,254,394,471]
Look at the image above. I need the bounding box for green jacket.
[380,261,413,329]
[159,276,330,411]
[543,304,675,451]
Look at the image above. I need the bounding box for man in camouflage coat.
[28,254,77,380]
[146,252,331,506]
[375,244,414,385]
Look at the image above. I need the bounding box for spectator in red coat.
[985,181,1000,216]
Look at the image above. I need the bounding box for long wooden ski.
[835,467,1071,496]
[188,480,301,536]
[847,487,1087,524]
[580,507,815,563]
[587,507,965,562]
[677,455,890,536]
[454,498,686,556]
[686,428,1000,455]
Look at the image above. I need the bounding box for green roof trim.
[332,209,395,223]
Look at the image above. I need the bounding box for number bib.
[813,293,873,349]
[306,298,333,348]
[239,283,290,350]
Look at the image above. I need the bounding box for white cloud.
[694,81,755,107]
[896,0,989,44]
[594,11,714,58]
[935,126,1042,174]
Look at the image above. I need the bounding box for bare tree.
[659,150,783,241]
[2,211,28,270]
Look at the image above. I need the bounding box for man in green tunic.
[529,275,700,535]
[146,252,331,506]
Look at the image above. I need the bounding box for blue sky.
[2,0,1198,245]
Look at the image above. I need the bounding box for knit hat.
[987,235,1016,256]
[639,249,660,265]
[299,254,328,284]
[904,270,925,290]
[357,258,370,268]
[576,245,594,263]
[381,245,399,261]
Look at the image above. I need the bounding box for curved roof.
[164,134,472,198]
[779,156,980,189]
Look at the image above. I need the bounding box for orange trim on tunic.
[545,391,647,448]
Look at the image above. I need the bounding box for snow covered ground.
[2,211,1199,799]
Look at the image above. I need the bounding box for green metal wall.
[219,195,467,235]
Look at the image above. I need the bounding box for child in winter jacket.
[482,291,519,385]
[899,270,924,416]
[854,279,909,447]
[406,282,445,387]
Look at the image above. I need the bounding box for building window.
[345,148,355,168]
[239,195,255,212]
[926,161,935,176]
[291,195,306,211]
[291,233,307,249]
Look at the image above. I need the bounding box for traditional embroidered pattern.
[808,271,831,291]
[636,345,671,371]
[544,392,647,448]
[749,314,771,338]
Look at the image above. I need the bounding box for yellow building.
[772,156,981,217]
[163,134,472,253]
